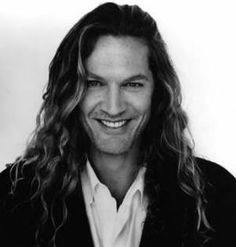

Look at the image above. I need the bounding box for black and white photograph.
[0,1,236,246]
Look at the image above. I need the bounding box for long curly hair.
[9,2,212,246]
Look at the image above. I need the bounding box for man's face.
[80,35,154,155]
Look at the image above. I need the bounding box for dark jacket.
[0,158,236,247]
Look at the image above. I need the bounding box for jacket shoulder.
[195,157,236,246]
[0,162,34,207]
[195,157,236,207]
[0,165,13,199]
[196,157,236,191]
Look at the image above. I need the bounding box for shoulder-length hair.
[10,2,211,246]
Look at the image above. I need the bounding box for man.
[0,2,236,247]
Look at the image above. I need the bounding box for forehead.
[85,35,151,80]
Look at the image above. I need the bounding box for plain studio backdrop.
[0,0,236,176]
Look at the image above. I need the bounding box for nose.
[102,85,126,117]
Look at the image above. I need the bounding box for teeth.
[100,120,127,128]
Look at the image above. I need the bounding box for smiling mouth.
[97,119,130,129]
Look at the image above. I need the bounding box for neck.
[88,146,141,205]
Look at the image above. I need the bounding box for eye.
[123,82,144,88]
[87,80,103,87]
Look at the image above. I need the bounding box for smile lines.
[98,119,129,128]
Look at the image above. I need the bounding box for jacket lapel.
[139,159,195,247]
[56,183,94,247]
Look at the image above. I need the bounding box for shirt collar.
[131,165,146,206]
[83,159,147,207]
[86,159,102,202]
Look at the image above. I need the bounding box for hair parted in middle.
[9,2,212,246]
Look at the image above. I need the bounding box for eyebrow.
[86,72,149,83]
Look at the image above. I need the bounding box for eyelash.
[87,80,103,87]
[123,82,143,88]
[87,80,144,88]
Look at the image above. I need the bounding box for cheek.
[134,85,154,111]
[132,94,152,115]
[80,100,89,117]
[80,92,100,117]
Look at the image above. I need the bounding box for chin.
[94,139,133,155]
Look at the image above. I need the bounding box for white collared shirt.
[80,160,148,247]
